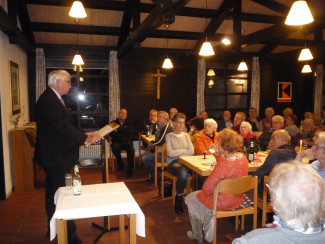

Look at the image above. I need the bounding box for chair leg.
[172,178,176,206]
[241,215,245,231]
[213,218,217,244]
[235,216,239,230]
[262,209,266,227]
[154,166,158,188]
[161,174,165,199]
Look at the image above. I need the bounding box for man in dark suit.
[218,110,233,131]
[110,108,135,178]
[35,70,102,243]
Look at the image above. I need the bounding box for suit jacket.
[109,118,133,144]
[34,88,87,168]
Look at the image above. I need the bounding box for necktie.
[60,97,66,107]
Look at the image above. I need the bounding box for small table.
[50,182,145,244]
[140,134,155,145]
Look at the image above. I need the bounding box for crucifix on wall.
[151,68,166,100]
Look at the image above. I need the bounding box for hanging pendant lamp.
[285,1,314,26]
[69,1,87,18]
[162,25,173,69]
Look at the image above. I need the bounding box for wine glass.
[209,144,217,154]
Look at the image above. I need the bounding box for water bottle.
[73,164,82,195]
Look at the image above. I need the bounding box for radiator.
[79,143,102,159]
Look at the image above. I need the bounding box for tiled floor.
[0,162,257,244]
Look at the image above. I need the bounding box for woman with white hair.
[240,121,260,153]
[233,162,325,243]
[294,118,315,150]
[194,118,219,155]
[297,131,325,184]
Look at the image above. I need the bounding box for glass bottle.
[73,164,82,195]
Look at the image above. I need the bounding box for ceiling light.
[208,79,214,88]
[199,0,215,57]
[221,38,231,45]
[207,69,215,76]
[69,1,87,18]
[199,41,215,56]
[238,61,248,71]
[301,64,312,73]
[298,48,313,61]
[72,54,84,65]
[162,57,173,69]
[162,25,173,69]
[285,1,314,26]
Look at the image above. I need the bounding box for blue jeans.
[167,159,190,194]
[142,152,161,180]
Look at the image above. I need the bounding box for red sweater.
[196,153,249,210]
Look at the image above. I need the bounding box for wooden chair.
[154,144,167,187]
[108,137,136,172]
[161,156,192,205]
[212,176,258,244]
[138,132,148,164]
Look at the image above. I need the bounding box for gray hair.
[158,111,169,121]
[236,112,246,121]
[204,118,218,130]
[48,70,71,87]
[240,121,252,134]
[272,115,284,124]
[265,107,274,115]
[268,162,325,231]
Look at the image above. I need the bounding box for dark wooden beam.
[0,5,35,53]
[117,0,191,58]
[251,0,289,15]
[17,0,35,43]
[233,0,241,54]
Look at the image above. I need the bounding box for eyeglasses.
[175,121,185,125]
[272,121,283,124]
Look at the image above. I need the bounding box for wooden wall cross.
[151,68,167,99]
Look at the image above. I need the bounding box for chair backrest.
[24,128,37,148]
[263,175,271,206]
[155,144,167,168]
[213,175,257,212]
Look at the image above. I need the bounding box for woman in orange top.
[195,118,219,155]
[185,129,249,243]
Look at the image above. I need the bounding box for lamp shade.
[301,64,312,73]
[72,54,84,65]
[285,1,314,26]
[162,57,173,69]
[207,69,215,76]
[298,48,313,61]
[238,61,248,71]
[69,1,87,18]
[199,41,215,56]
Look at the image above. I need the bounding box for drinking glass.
[209,144,217,154]
[65,173,72,190]
[203,150,207,159]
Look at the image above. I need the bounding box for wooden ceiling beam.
[0,5,35,53]
[251,0,289,15]
[117,0,191,58]
[17,0,35,43]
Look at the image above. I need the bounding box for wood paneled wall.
[119,49,198,137]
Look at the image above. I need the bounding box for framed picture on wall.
[10,61,21,115]
[277,82,292,103]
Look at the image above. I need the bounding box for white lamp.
[199,41,215,56]
[285,1,314,26]
[162,57,173,69]
[221,38,231,45]
[207,69,215,76]
[301,64,312,73]
[238,61,248,71]
[208,79,214,88]
[298,48,313,61]
[69,1,87,18]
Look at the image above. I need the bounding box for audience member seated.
[321,111,325,125]
[195,119,219,155]
[233,162,325,244]
[110,108,135,178]
[188,117,205,146]
[294,118,315,150]
[199,111,209,120]
[185,129,248,244]
[284,113,300,143]
[296,131,325,184]
[231,112,246,134]
[218,110,233,131]
[254,130,296,198]
[262,107,274,131]
[247,107,263,131]
[142,111,173,185]
[169,107,178,120]
[142,109,158,147]
[165,113,194,214]
[240,121,260,153]
[259,115,284,151]
[312,113,322,129]
[282,107,293,117]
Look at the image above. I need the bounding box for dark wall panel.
[119,49,197,137]
[259,55,314,122]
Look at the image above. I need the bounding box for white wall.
[0,5,30,197]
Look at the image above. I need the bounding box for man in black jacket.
[35,70,102,243]
[254,129,296,198]
[143,111,173,184]
[110,108,134,177]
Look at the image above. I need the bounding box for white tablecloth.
[50,182,145,240]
